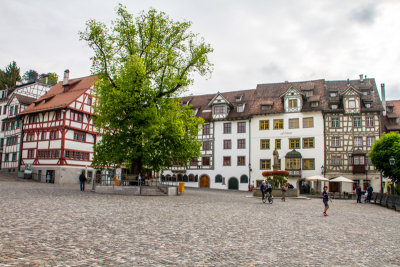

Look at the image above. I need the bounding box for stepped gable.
[20,75,97,115]
[324,78,384,112]
[251,79,326,115]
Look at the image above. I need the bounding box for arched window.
[188,174,195,182]
[161,175,165,181]
[240,175,248,183]
[194,175,198,182]
[215,174,222,183]
[183,174,188,182]
[166,174,171,181]
[177,174,183,181]
[172,175,177,182]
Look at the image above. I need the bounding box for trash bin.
[178,182,185,193]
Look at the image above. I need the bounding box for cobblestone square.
[0,174,399,266]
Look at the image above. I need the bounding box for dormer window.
[288,99,298,108]
[311,101,319,107]
[365,103,371,108]
[235,95,242,102]
[261,105,272,111]
[214,105,225,114]
[330,92,337,97]
[237,104,245,113]
[331,104,338,110]
[387,106,394,113]
[304,90,313,97]
[348,100,356,109]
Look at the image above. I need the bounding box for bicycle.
[262,191,273,204]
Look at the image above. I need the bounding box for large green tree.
[0,61,21,90]
[80,5,213,173]
[370,132,400,184]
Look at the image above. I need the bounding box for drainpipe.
[248,118,252,191]
[17,117,23,172]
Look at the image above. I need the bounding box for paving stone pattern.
[0,174,399,266]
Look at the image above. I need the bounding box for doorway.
[199,175,210,188]
[228,177,239,190]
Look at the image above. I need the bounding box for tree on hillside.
[23,69,39,82]
[80,5,213,174]
[369,132,400,184]
[0,61,21,90]
[39,72,59,85]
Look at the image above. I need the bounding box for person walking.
[367,184,373,203]
[281,183,287,202]
[260,181,267,201]
[322,186,332,216]
[356,185,362,203]
[79,171,86,191]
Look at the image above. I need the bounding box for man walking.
[79,171,86,191]
[356,185,362,203]
[367,184,373,203]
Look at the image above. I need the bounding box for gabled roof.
[382,100,400,132]
[20,75,97,115]
[6,93,37,106]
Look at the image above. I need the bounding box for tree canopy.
[370,132,400,183]
[0,61,21,90]
[39,72,59,85]
[23,69,39,82]
[80,5,213,173]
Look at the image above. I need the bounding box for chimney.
[381,83,386,116]
[359,74,364,83]
[63,69,70,87]
[347,78,350,86]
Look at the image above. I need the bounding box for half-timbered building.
[19,71,99,184]
[323,75,384,191]
[0,81,51,171]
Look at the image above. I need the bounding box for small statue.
[273,148,279,170]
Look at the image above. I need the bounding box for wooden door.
[200,175,209,188]
[228,177,239,190]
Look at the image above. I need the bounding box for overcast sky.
[1,0,399,99]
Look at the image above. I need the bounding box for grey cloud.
[350,4,378,24]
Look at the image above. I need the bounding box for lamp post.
[364,160,369,191]
[320,165,325,193]
[389,156,395,194]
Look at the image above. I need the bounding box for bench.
[386,195,396,209]
[381,194,389,207]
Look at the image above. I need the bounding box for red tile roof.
[20,75,97,115]
[382,100,400,132]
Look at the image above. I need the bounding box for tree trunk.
[132,158,142,176]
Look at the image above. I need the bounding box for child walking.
[322,186,332,216]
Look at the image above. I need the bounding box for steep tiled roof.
[181,77,383,121]
[382,100,400,132]
[20,75,97,115]
[15,94,36,105]
[324,79,383,112]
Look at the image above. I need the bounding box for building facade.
[0,82,51,171]
[19,72,100,184]
[323,76,383,191]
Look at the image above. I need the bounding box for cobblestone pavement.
[0,174,399,266]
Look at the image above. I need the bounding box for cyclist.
[260,181,267,201]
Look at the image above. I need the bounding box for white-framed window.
[331,156,341,166]
[354,137,362,147]
[332,137,340,147]
[353,117,361,127]
[213,105,225,114]
[367,136,375,147]
[348,100,356,109]
[366,117,374,127]
[288,99,298,108]
[331,117,340,128]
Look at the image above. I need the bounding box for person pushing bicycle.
[260,181,267,200]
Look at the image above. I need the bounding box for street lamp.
[364,160,369,190]
[321,165,325,177]
[389,156,395,194]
